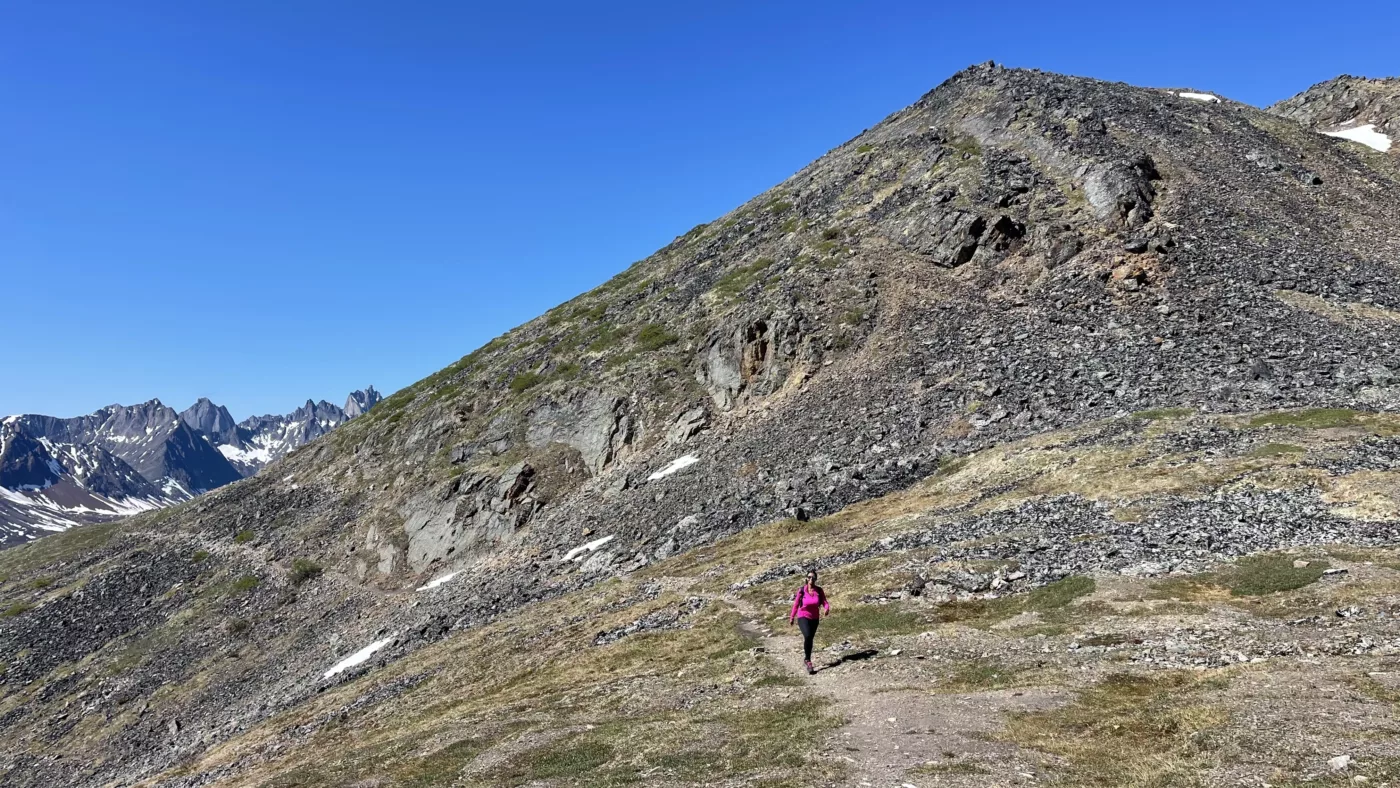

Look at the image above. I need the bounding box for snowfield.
[1178,91,1220,103]
[1323,123,1393,153]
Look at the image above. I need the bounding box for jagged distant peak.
[344,385,382,418]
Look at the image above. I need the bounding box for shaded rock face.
[0,427,61,490]
[699,315,803,410]
[179,398,240,446]
[343,386,382,419]
[397,461,540,572]
[525,390,634,475]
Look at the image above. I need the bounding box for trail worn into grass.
[723,592,1065,786]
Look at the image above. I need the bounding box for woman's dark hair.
[805,568,818,585]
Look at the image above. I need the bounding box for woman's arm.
[788,590,800,623]
[821,587,831,613]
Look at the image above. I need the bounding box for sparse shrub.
[226,618,250,635]
[713,257,775,299]
[553,362,580,380]
[509,372,544,393]
[839,309,864,325]
[192,550,210,563]
[766,199,792,214]
[2,602,33,617]
[29,577,53,590]
[635,323,679,351]
[290,558,323,585]
[779,218,799,234]
[586,326,621,353]
[821,226,843,240]
[856,143,875,153]
[233,529,254,544]
[232,574,260,593]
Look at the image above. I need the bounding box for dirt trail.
[721,593,1061,787]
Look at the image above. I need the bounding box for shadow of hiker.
[818,649,879,672]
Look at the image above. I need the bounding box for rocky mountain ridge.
[1270,74,1399,153]
[1,64,1399,786]
[0,387,380,546]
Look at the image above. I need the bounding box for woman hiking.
[788,569,831,675]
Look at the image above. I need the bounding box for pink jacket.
[789,584,830,621]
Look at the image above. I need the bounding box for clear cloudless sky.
[3,0,1397,419]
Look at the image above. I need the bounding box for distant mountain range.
[0,386,379,546]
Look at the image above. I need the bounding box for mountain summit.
[3,65,1400,785]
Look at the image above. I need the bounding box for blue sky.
[3,1,1396,420]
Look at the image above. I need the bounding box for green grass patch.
[234,529,255,544]
[933,575,1096,627]
[636,323,679,351]
[1248,442,1305,458]
[394,737,493,788]
[232,574,260,593]
[1153,553,1328,599]
[818,604,925,640]
[491,737,618,786]
[937,658,1030,692]
[2,601,34,617]
[713,257,775,300]
[29,576,53,590]
[855,143,875,153]
[290,558,323,585]
[1247,408,1360,429]
[509,372,544,393]
[192,550,210,563]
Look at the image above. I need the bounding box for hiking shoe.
[805,660,815,675]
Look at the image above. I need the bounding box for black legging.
[797,617,818,661]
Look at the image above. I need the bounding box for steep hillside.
[3,64,1400,786]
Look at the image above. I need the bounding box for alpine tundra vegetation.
[5,64,1400,786]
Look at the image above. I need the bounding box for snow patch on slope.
[324,637,394,678]
[647,455,699,481]
[1323,123,1393,152]
[1178,92,1220,103]
[417,571,459,591]
[563,535,615,562]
